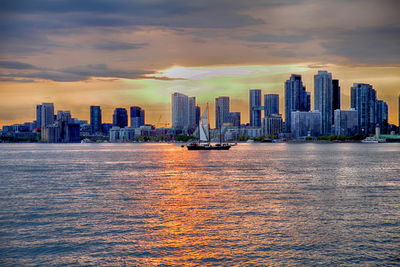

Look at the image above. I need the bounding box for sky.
[0,0,399,128]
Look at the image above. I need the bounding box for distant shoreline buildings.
[1,70,399,143]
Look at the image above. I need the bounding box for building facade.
[172,92,189,128]
[284,74,310,133]
[113,108,128,128]
[215,96,230,129]
[249,89,262,127]
[130,106,145,128]
[376,100,389,134]
[228,112,241,127]
[262,114,283,138]
[351,83,377,135]
[291,110,322,138]
[90,105,102,134]
[264,94,279,116]
[334,109,358,136]
[314,70,333,136]
[332,79,340,123]
[41,103,55,141]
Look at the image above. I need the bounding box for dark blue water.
[0,143,399,265]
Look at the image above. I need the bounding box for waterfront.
[0,143,399,265]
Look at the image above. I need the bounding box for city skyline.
[0,0,399,127]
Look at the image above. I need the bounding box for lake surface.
[0,143,399,266]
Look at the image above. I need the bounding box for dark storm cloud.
[93,41,148,51]
[0,61,40,70]
[321,26,400,65]
[0,64,153,82]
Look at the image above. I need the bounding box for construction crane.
[156,115,170,128]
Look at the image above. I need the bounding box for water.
[0,143,399,266]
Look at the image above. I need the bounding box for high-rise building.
[215,96,230,129]
[264,94,279,116]
[376,100,388,134]
[130,106,145,128]
[90,106,102,134]
[249,89,262,127]
[171,92,197,129]
[188,97,196,127]
[284,74,310,133]
[172,92,189,128]
[291,110,322,138]
[262,114,283,138]
[36,104,42,129]
[195,105,201,126]
[351,83,377,135]
[41,103,54,141]
[334,109,358,136]
[399,95,400,128]
[314,70,333,135]
[113,108,128,128]
[332,79,340,123]
[228,112,241,127]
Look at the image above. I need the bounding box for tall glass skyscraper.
[41,103,54,141]
[284,74,310,133]
[36,104,42,129]
[130,106,145,128]
[90,105,102,134]
[249,89,262,127]
[188,97,196,127]
[215,96,230,129]
[314,70,333,135]
[351,83,377,135]
[332,79,340,123]
[376,100,388,134]
[171,92,196,129]
[264,94,279,116]
[113,108,128,128]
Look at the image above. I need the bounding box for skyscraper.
[113,108,128,128]
[291,110,322,138]
[376,100,388,134]
[195,105,201,126]
[249,89,262,127]
[332,79,341,122]
[284,74,310,133]
[36,104,42,129]
[264,94,279,117]
[314,70,333,135]
[41,103,54,141]
[172,92,189,128]
[351,83,377,135]
[90,105,102,134]
[228,112,241,127]
[188,97,196,127]
[130,106,145,128]
[334,109,358,136]
[171,92,196,129]
[215,96,230,129]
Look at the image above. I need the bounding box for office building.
[314,70,333,135]
[334,109,358,136]
[262,114,283,138]
[130,106,145,128]
[332,79,340,123]
[351,83,377,135]
[228,112,241,127]
[90,106,102,134]
[172,92,189,128]
[113,108,128,128]
[41,103,55,141]
[249,89,262,127]
[188,97,196,127]
[291,110,322,138]
[195,105,201,126]
[36,104,42,129]
[215,96,230,129]
[264,94,279,116]
[284,75,310,133]
[376,100,388,134]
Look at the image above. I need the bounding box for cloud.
[0,64,153,82]
[236,33,312,43]
[93,41,148,51]
[0,60,40,70]
[321,26,400,65]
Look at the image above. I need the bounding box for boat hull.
[187,144,231,150]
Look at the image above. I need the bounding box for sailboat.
[186,103,232,150]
